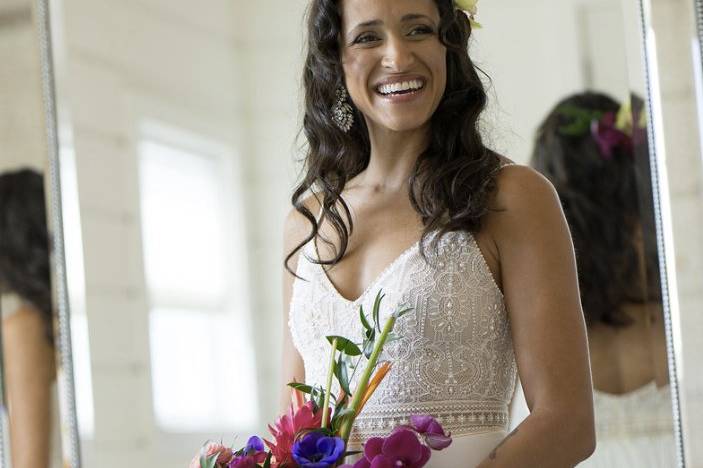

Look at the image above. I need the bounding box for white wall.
[0,3,46,172]
[476,0,633,164]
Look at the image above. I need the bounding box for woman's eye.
[409,26,434,36]
[354,33,378,44]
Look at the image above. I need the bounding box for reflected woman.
[281,0,594,466]
[531,92,675,467]
[0,169,62,468]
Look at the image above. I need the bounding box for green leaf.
[312,385,326,410]
[359,304,372,331]
[331,407,356,433]
[372,291,385,332]
[334,353,352,396]
[326,336,362,356]
[287,382,313,394]
[263,452,273,468]
[200,453,219,468]
[393,307,413,319]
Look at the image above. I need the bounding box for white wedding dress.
[289,204,518,467]
[580,382,676,467]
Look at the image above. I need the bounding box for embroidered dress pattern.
[288,227,518,447]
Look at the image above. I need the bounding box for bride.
[281,0,595,466]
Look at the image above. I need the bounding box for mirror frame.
[33,0,82,466]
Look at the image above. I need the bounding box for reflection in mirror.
[474,0,678,465]
[0,1,64,466]
[41,0,684,466]
[530,93,674,466]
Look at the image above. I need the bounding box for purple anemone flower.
[292,431,346,468]
[228,436,267,468]
[245,436,265,455]
[409,415,452,450]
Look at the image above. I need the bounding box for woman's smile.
[374,76,428,103]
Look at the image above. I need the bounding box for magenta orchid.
[409,415,453,450]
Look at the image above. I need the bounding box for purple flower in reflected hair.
[591,112,632,159]
[409,415,452,450]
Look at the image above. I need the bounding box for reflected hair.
[285,0,501,276]
[530,91,661,327]
[0,169,53,343]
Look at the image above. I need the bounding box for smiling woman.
[282,0,595,467]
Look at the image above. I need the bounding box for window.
[138,129,257,433]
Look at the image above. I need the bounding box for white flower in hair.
[454,0,482,28]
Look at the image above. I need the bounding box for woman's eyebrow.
[348,13,433,34]
[350,19,383,31]
[401,13,433,22]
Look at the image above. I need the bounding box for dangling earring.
[332,86,354,133]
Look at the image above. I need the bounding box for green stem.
[338,316,396,443]
[321,338,338,429]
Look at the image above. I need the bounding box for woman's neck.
[360,122,430,191]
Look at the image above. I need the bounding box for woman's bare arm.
[477,166,595,467]
[279,198,319,412]
[3,304,56,468]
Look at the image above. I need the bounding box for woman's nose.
[381,36,415,71]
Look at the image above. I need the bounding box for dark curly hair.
[0,168,53,343]
[530,91,661,327]
[285,0,502,276]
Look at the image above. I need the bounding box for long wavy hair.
[530,92,661,327]
[285,0,502,277]
[0,169,53,343]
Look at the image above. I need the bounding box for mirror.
[474,1,679,465]
[0,0,70,466]
[20,0,696,465]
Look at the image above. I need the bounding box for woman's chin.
[373,116,432,134]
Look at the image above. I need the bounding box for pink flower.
[351,428,431,468]
[265,401,325,467]
[409,415,452,450]
[190,442,234,468]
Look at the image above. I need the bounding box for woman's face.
[339,0,447,133]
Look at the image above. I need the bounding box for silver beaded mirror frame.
[0,0,80,465]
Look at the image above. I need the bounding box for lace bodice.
[288,228,518,446]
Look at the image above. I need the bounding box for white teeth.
[377,79,425,95]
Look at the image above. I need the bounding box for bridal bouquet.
[190,291,452,468]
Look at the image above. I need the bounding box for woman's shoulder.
[490,157,559,210]
[484,157,564,242]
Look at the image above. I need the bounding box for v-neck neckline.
[311,235,426,306]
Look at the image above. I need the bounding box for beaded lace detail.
[288,228,518,447]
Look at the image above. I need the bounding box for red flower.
[265,401,325,467]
